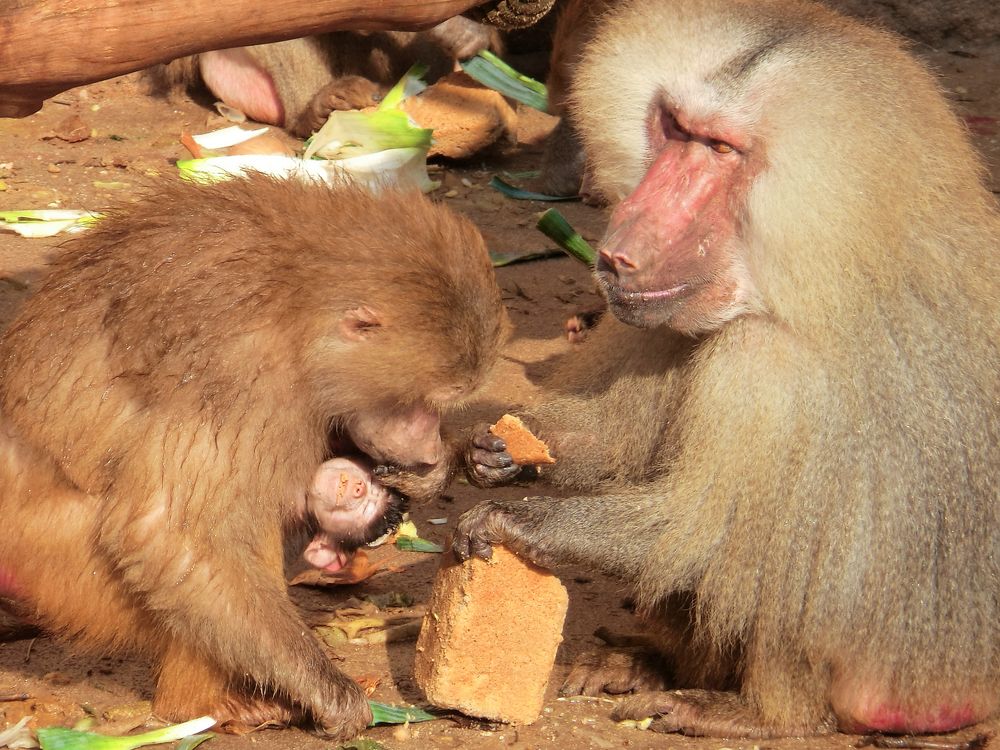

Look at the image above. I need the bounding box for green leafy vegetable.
[37,716,215,750]
[536,209,597,266]
[460,50,548,111]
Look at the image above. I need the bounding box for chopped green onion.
[536,209,598,266]
[182,66,436,193]
[479,51,547,97]
[378,63,429,111]
[489,176,579,202]
[489,248,563,267]
[394,536,444,553]
[460,50,548,111]
[37,716,215,750]
[305,65,431,160]
[367,701,436,726]
[304,110,432,160]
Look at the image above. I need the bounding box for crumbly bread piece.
[414,545,568,724]
[401,72,517,160]
[489,414,555,465]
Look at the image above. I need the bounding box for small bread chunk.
[414,545,568,724]
[489,414,555,465]
[401,72,517,159]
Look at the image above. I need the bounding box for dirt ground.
[1,22,999,750]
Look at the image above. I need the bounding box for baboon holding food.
[458,0,1000,738]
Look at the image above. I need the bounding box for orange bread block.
[414,545,568,724]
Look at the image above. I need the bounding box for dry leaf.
[0,717,37,749]
[288,549,382,587]
[358,620,421,644]
[179,132,203,159]
[289,538,427,589]
[355,675,383,697]
[51,114,91,143]
[217,719,287,735]
[101,700,153,722]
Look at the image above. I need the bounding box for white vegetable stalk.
[181,66,437,193]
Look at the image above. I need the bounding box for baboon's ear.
[339,306,383,341]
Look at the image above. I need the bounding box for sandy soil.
[0,31,998,750]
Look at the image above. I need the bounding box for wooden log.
[0,0,486,118]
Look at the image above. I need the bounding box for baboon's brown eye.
[711,140,735,154]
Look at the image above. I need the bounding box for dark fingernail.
[471,541,494,561]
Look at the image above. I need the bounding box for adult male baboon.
[458,0,1000,738]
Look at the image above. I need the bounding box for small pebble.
[392,723,413,741]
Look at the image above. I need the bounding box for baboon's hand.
[375,459,452,501]
[465,422,522,488]
[291,76,383,137]
[313,672,372,741]
[452,497,555,568]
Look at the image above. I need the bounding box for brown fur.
[0,175,505,739]
[459,0,1000,738]
[147,18,499,137]
[533,0,613,198]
